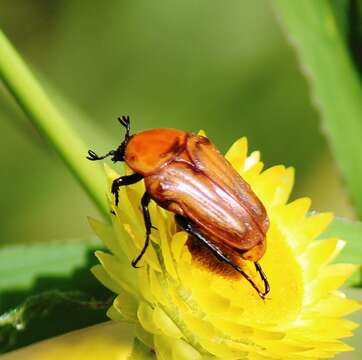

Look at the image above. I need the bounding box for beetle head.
[87,115,131,163]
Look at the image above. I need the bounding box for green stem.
[0,30,108,220]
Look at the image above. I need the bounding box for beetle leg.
[132,192,152,268]
[254,261,270,296]
[175,215,267,300]
[111,173,143,206]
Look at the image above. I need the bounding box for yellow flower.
[90,134,361,360]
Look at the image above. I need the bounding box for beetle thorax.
[124,128,188,175]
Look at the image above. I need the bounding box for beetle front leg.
[132,191,152,268]
[175,215,268,300]
[111,173,143,206]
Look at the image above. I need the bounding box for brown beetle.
[88,116,270,298]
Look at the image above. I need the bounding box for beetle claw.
[87,150,100,160]
[131,259,143,268]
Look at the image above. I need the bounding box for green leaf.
[321,217,362,286]
[274,0,362,217]
[0,240,113,353]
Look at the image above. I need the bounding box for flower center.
[179,223,304,330]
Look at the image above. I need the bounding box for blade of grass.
[0,239,113,352]
[0,30,108,219]
[274,1,362,217]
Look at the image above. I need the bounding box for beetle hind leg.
[175,215,268,300]
[132,191,152,268]
[254,261,270,297]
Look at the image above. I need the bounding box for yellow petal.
[169,288,191,314]
[290,318,358,340]
[171,339,201,360]
[137,302,161,335]
[199,338,246,359]
[153,307,183,338]
[1,322,135,360]
[193,288,231,316]
[171,231,188,262]
[106,304,125,322]
[88,217,126,261]
[137,266,154,304]
[207,317,253,339]
[104,163,121,187]
[156,207,178,279]
[225,137,248,173]
[124,162,145,196]
[95,251,139,296]
[182,313,216,339]
[306,264,360,305]
[149,269,168,305]
[122,223,162,272]
[295,212,333,252]
[113,292,139,321]
[252,165,294,208]
[242,159,264,184]
[305,291,362,317]
[91,264,123,294]
[243,150,260,171]
[135,323,154,349]
[112,219,136,261]
[300,238,345,281]
[154,335,172,360]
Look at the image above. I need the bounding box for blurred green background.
[0,0,355,247]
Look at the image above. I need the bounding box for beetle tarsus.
[132,192,152,268]
[111,173,144,207]
[175,214,268,300]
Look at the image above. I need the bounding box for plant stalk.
[0,30,108,220]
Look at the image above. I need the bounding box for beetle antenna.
[118,115,131,141]
[87,149,115,161]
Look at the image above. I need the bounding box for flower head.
[90,134,361,359]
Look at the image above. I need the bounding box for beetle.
[87,116,270,299]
